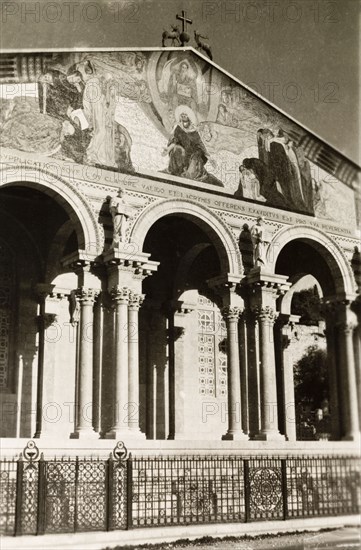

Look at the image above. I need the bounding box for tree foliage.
[291,285,323,325]
[293,345,328,409]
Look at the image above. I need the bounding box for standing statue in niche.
[109,189,132,247]
[250,216,268,266]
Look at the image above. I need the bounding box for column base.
[70,428,99,440]
[222,430,249,441]
[253,430,285,441]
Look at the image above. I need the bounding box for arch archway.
[269,225,358,442]
[130,199,242,278]
[0,173,101,439]
[0,165,103,257]
[137,207,240,440]
[267,225,356,298]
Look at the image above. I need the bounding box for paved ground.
[3,518,360,550]
[107,528,361,550]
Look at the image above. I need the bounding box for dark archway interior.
[275,240,336,297]
[0,185,78,279]
[143,214,221,303]
[275,239,336,441]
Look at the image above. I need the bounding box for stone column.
[127,292,145,436]
[253,306,284,440]
[275,315,297,442]
[338,320,360,441]
[145,304,168,440]
[92,293,103,434]
[222,307,248,440]
[238,312,249,434]
[245,310,260,438]
[106,286,130,438]
[168,307,187,440]
[71,287,99,439]
[33,287,48,439]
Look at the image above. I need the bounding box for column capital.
[128,292,145,310]
[252,305,278,322]
[110,285,131,304]
[222,306,242,321]
[76,287,100,305]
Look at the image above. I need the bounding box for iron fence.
[1,441,360,536]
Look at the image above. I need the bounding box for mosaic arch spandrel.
[0,49,357,227]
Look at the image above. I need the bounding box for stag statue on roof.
[194,30,213,60]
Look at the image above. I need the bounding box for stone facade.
[0,48,360,450]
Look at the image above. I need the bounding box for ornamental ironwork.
[0,444,360,536]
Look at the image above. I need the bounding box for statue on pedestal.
[250,216,268,266]
[109,189,132,247]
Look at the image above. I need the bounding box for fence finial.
[112,441,128,462]
[23,440,40,462]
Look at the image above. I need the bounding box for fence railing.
[1,441,360,536]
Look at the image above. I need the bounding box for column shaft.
[339,323,360,441]
[255,308,283,440]
[222,308,247,440]
[72,288,98,438]
[108,293,129,435]
[128,294,144,436]
[325,322,341,440]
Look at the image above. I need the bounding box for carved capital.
[110,285,131,304]
[252,306,278,322]
[75,287,100,305]
[128,292,145,311]
[222,306,242,321]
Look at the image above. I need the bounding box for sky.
[0,0,359,164]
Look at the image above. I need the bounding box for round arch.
[129,199,242,277]
[279,274,323,316]
[0,165,103,256]
[267,225,356,297]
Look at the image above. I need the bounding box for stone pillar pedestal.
[222,307,248,440]
[243,269,289,441]
[104,247,159,439]
[71,288,99,439]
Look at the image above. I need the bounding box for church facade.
[0,47,360,534]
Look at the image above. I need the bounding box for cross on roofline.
[176,10,192,33]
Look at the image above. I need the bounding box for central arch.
[130,198,242,277]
